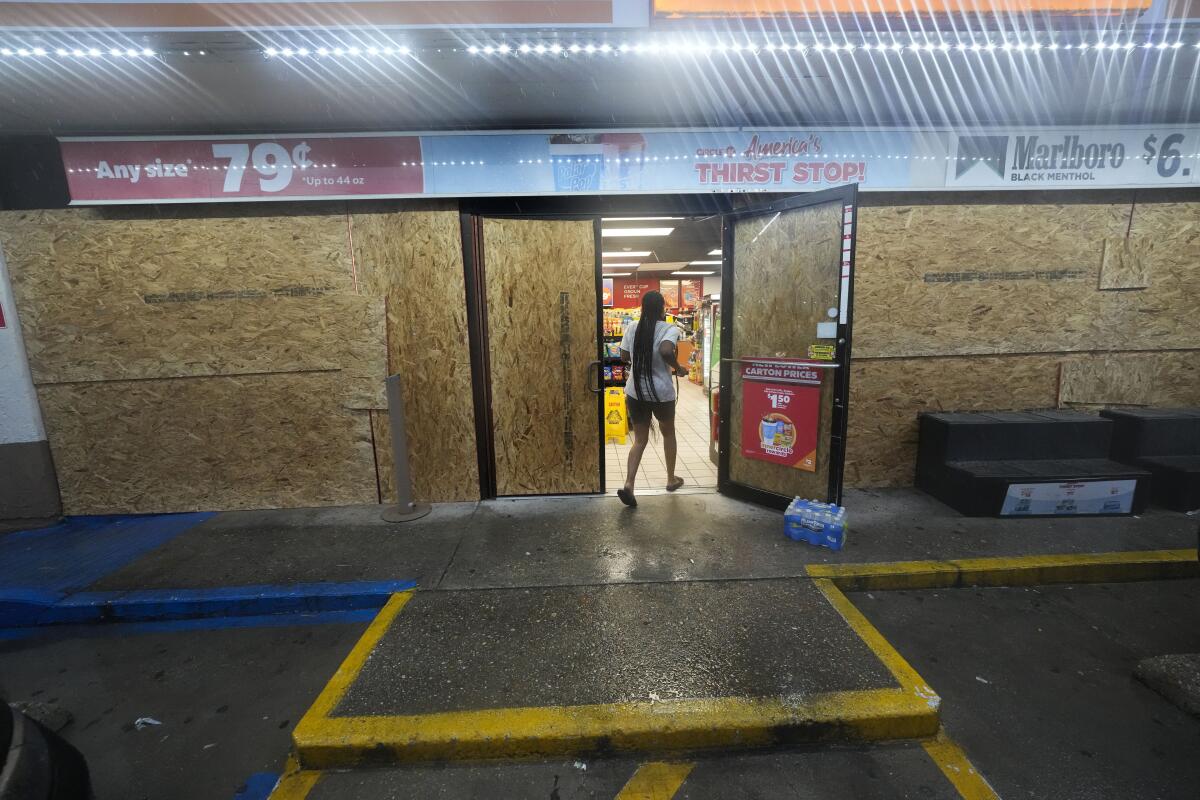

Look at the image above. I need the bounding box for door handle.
[588,360,603,394]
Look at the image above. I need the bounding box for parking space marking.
[922,731,1001,800]
[296,590,414,726]
[615,762,695,799]
[294,687,938,767]
[808,549,1199,592]
[266,756,321,800]
[813,578,940,710]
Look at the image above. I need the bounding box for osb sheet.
[846,355,1060,487]
[853,202,1200,357]
[1059,355,1156,405]
[729,200,842,498]
[0,209,356,301]
[483,217,599,496]
[846,349,1200,487]
[1098,237,1151,290]
[1126,200,1200,279]
[351,210,479,502]
[19,294,385,407]
[38,372,378,514]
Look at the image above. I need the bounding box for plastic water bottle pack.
[784,498,847,551]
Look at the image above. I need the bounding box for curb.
[807,549,1200,592]
[293,688,940,768]
[1,580,416,628]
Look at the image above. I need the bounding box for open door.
[466,215,604,497]
[717,185,857,510]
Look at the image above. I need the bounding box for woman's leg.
[659,416,681,488]
[624,420,651,492]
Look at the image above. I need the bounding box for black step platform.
[1101,408,1200,511]
[917,411,1152,517]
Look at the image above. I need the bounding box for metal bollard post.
[381,374,432,523]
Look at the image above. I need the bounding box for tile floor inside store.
[607,379,718,492]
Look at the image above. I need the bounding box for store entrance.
[600,214,723,492]
[463,186,856,504]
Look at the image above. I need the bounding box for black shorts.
[626,395,675,426]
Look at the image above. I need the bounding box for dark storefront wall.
[1,189,1198,514]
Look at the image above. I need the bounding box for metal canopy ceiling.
[0,24,1198,135]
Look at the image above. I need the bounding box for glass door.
[717,185,857,509]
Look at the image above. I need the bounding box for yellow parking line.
[293,590,414,754]
[808,549,1199,592]
[813,578,940,706]
[615,762,695,799]
[922,731,1000,800]
[294,688,937,767]
[267,756,322,800]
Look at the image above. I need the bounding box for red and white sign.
[613,278,659,308]
[60,136,423,203]
[740,358,823,472]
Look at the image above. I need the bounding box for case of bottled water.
[784,498,847,551]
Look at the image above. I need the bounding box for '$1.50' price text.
[1141,133,1193,179]
[212,141,321,193]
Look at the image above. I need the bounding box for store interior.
[600,215,722,491]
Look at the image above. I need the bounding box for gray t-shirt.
[621,319,683,402]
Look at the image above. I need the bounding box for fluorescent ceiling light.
[600,216,684,221]
[602,227,674,237]
[603,262,641,268]
[673,271,715,276]
[708,249,722,256]
[605,272,633,277]
[688,260,722,265]
[602,251,651,258]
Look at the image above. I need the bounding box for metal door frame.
[460,210,606,499]
[716,183,859,510]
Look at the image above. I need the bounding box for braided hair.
[632,290,666,403]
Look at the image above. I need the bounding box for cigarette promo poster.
[740,359,822,472]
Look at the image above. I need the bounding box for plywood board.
[15,293,385,408]
[351,209,480,502]
[38,372,378,515]
[483,218,600,496]
[1059,354,1156,405]
[853,201,1200,357]
[846,349,1200,487]
[728,199,843,499]
[1098,237,1151,290]
[845,355,1061,488]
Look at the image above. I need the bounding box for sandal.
[617,488,638,507]
[666,477,685,492]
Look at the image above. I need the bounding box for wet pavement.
[855,579,1200,800]
[335,578,894,717]
[82,489,1198,594]
[303,742,964,800]
[2,489,1196,798]
[0,620,368,800]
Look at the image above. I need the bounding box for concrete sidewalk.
[78,489,1200,595]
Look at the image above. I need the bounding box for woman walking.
[617,290,689,507]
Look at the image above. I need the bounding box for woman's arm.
[658,340,688,377]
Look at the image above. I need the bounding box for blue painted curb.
[234,772,280,800]
[0,588,63,627]
[0,607,382,641]
[4,580,415,627]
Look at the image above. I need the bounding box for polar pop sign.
[61,136,424,202]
